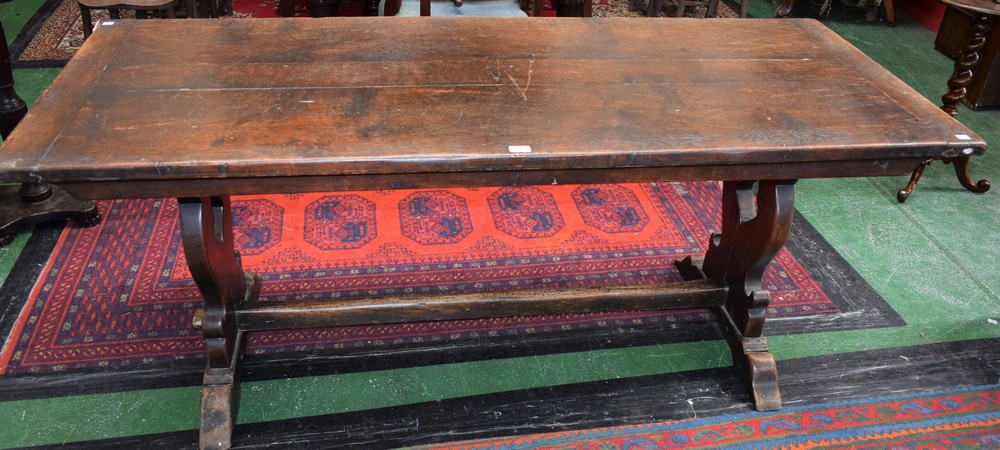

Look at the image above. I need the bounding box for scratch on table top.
[486,55,535,101]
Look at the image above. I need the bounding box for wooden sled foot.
[715,305,781,411]
[199,330,246,450]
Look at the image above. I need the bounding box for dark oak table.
[0,17,986,449]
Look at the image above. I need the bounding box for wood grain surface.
[0,18,986,197]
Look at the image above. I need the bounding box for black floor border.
[0,223,65,346]
[8,0,71,69]
[775,211,905,334]
[19,337,1000,449]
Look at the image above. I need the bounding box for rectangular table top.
[0,17,986,199]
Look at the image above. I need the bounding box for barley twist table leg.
[941,13,990,116]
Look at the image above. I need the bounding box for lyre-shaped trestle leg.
[677,180,796,411]
[178,197,260,450]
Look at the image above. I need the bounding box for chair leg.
[706,0,719,16]
[109,8,122,18]
[882,0,894,26]
[79,4,94,39]
[646,0,659,16]
[276,0,295,16]
[674,0,685,16]
[739,0,749,17]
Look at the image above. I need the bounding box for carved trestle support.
[179,197,260,450]
[179,182,794,447]
[677,180,796,411]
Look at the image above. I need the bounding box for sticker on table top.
[103,21,115,25]
[508,145,532,153]
[955,134,971,140]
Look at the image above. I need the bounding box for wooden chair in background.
[643,0,748,17]
[383,0,529,16]
[77,0,231,39]
[382,0,590,16]
[78,0,177,39]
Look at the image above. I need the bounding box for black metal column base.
[0,184,101,246]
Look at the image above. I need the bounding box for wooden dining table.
[0,17,986,449]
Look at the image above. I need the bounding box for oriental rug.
[412,383,1000,449]
[8,0,734,67]
[0,181,901,384]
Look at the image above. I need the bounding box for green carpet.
[1,1,999,447]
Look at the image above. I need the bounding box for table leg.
[941,13,990,116]
[178,197,260,450]
[677,180,796,411]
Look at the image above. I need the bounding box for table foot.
[0,183,101,246]
[715,305,781,410]
[199,330,246,450]
[946,156,991,194]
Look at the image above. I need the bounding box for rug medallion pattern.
[1,182,833,374]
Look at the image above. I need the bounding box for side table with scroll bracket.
[897,0,996,202]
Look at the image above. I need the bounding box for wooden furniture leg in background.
[677,180,796,411]
[898,8,991,202]
[179,197,259,450]
[0,21,99,246]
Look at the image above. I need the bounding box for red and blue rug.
[0,181,900,379]
[416,384,1000,449]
